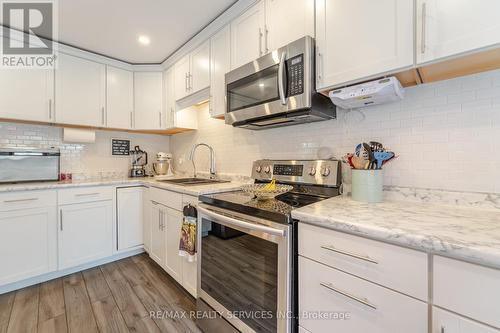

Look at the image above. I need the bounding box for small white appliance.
[328,76,404,109]
[153,152,173,176]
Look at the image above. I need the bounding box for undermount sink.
[158,177,230,186]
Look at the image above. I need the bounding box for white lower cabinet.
[299,256,428,333]
[433,307,499,333]
[150,201,166,266]
[143,188,152,253]
[58,200,113,269]
[164,207,183,284]
[117,187,144,251]
[0,205,57,286]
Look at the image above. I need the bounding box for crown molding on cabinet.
[160,0,258,70]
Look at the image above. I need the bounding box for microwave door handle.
[278,52,287,105]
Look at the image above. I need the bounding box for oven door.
[225,36,314,126]
[197,204,292,333]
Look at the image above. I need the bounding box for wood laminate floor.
[0,254,201,333]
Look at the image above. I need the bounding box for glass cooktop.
[199,190,328,224]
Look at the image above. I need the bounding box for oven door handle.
[278,51,287,105]
[198,206,286,237]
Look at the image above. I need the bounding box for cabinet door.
[59,201,113,269]
[134,72,163,130]
[190,40,210,94]
[316,0,414,90]
[0,207,57,286]
[230,0,266,69]
[164,207,182,284]
[210,26,231,118]
[0,67,54,123]
[149,202,165,266]
[117,187,143,251]
[106,66,134,129]
[164,68,176,128]
[143,188,151,252]
[432,307,499,333]
[265,0,314,51]
[417,0,500,64]
[174,55,191,101]
[56,53,106,126]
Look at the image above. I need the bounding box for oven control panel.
[287,54,304,96]
[252,159,341,187]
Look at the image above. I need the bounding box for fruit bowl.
[241,183,293,200]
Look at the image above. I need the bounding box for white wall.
[0,123,170,179]
[171,69,500,193]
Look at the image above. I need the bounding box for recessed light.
[138,35,150,45]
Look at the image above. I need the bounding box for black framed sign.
[111,139,130,156]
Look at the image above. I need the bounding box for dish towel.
[179,204,197,262]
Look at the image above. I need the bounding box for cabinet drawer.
[150,187,182,211]
[432,307,499,333]
[298,223,428,300]
[434,256,500,329]
[58,186,113,205]
[299,256,428,333]
[0,190,56,211]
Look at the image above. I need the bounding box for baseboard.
[0,248,144,294]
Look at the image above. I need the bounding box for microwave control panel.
[287,54,304,96]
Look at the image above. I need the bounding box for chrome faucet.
[189,143,216,179]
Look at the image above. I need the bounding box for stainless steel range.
[197,159,341,333]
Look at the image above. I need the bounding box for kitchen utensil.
[130,145,148,177]
[342,153,355,168]
[153,152,173,176]
[355,143,363,157]
[382,154,397,166]
[362,143,377,169]
[369,141,384,152]
[373,151,395,169]
[351,156,366,170]
[240,183,293,200]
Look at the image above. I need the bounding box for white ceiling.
[7,0,238,64]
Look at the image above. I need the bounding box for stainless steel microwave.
[0,147,60,183]
[225,36,335,130]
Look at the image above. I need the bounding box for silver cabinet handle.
[258,28,263,56]
[75,192,100,197]
[101,107,105,125]
[158,111,162,128]
[60,210,63,231]
[321,245,378,264]
[185,73,189,92]
[4,198,39,203]
[320,282,377,310]
[421,2,427,54]
[189,73,193,91]
[278,51,287,105]
[48,99,53,120]
[441,326,445,333]
[264,25,269,53]
[317,48,323,82]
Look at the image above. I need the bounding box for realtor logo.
[1,0,57,68]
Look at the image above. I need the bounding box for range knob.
[308,167,316,176]
[321,167,331,177]
[255,165,262,173]
[264,166,271,174]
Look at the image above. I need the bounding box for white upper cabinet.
[164,67,176,128]
[55,53,106,127]
[106,66,134,130]
[190,40,211,93]
[316,0,414,90]
[210,25,231,118]
[230,0,266,69]
[173,40,210,101]
[0,68,54,123]
[174,54,191,101]
[417,0,500,65]
[265,0,314,51]
[134,71,163,130]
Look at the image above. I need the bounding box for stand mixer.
[153,152,173,176]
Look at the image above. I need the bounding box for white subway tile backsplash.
[171,69,500,194]
[0,123,170,179]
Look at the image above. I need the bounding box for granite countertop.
[292,196,500,269]
[0,177,246,196]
